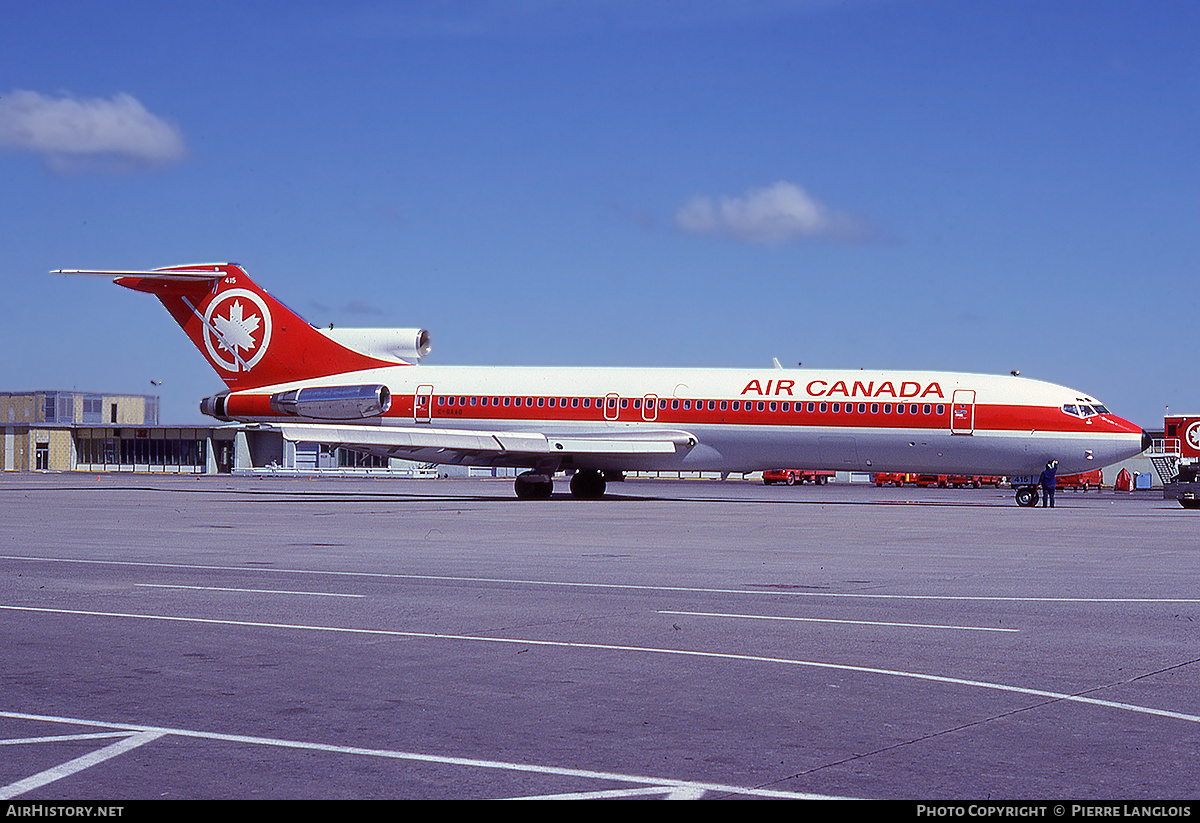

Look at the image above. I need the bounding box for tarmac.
[1,473,1197,800]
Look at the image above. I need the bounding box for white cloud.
[0,90,186,172]
[675,181,870,244]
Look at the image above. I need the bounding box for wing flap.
[272,423,694,463]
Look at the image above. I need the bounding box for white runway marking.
[512,785,708,799]
[0,710,832,800]
[0,729,165,799]
[660,609,1020,632]
[2,603,1198,727]
[5,555,1200,603]
[135,583,364,597]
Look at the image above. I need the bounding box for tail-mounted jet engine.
[269,384,392,419]
[320,328,431,364]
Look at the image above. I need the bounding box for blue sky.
[1,0,1196,428]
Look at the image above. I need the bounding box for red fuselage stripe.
[223,392,1140,436]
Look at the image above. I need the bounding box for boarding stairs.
[1148,438,1181,485]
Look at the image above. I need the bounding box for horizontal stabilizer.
[53,264,230,282]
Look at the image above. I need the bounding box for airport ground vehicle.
[946,475,1005,488]
[873,473,1002,488]
[1157,414,1200,508]
[62,263,1149,501]
[763,469,834,485]
[1056,468,1103,490]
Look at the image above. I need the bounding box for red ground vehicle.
[874,472,1002,488]
[873,473,915,486]
[1056,468,1103,490]
[1161,413,1200,507]
[946,475,1006,488]
[763,469,834,486]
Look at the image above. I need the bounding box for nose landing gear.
[1015,486,1039,507]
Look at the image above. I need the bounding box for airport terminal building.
[0,389,436,477]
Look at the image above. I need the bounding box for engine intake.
[269,384,392,420]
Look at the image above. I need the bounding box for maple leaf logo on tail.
[202,289,273,372]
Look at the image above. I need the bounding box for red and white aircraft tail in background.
[61,263,1150,501]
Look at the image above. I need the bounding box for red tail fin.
[107,264,399,390]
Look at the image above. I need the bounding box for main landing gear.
[513,469,609,500]
[514,471,554,500]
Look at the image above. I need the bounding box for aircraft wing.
[269,423,697,467]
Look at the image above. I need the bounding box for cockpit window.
[1062,404,1079,416]
[1093,404,1109,414]
[1078,405,1095,417]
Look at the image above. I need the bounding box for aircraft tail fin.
[58,263,401,390]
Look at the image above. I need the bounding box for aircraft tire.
[1015,487,1039,507]
[515,472,554,500]
[569,470,606,499]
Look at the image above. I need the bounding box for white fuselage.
[226,364,1148,477]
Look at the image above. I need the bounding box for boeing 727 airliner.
[60,263,1150,501]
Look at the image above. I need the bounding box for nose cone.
[1142,429,1153,453]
